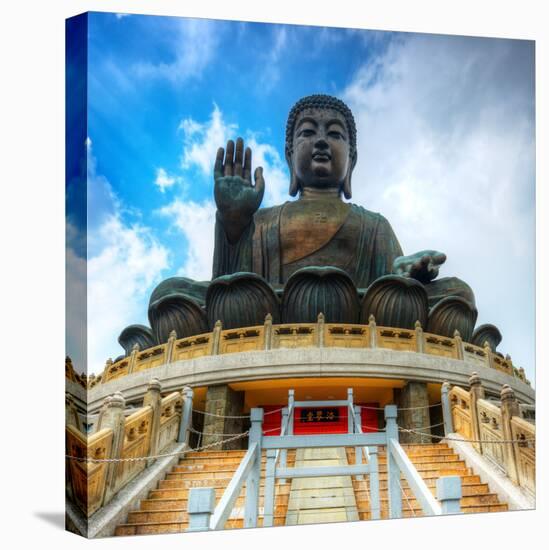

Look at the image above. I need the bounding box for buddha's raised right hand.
[214,137,265,244]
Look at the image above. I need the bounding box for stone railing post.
[441,382,454,436]
[468,372,485,454]
[384,404,402,519]
[244,407,264,528]
[143,378,162,465]
[317,312,325,347]
[178,386,194,445]
[128,343,140,374]
[187,487,215,532]
[436,476,462,514]
[414,320,424,353]
[97,392,126,504]
[347,388,354,433]
[104,358,113,379]
[369,315,377,348]
[483,341,493,369]
[65,393,80,431]
[279,406,289,483]
[263,313,273,350]
[165,330,177,364]
[500,385,520,484]
[210,320,222,355]
[453,330,464,360]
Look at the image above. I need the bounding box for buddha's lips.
[312,152,331,161]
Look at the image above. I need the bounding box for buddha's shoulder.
[254,203,287,224]
[348,203,392,227]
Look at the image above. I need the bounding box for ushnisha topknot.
[285,94,357,157]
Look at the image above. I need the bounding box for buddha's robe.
[213,201,403,290]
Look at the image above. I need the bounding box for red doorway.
[261,403,379,436]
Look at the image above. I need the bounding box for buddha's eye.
[328,131,344,140]
[298,128,315,137]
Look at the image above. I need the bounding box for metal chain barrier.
[66,430,250,464]
[398,426,535,444]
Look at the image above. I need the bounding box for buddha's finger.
[243,147,252,182]
[254,166,265,203]
[224,140,235,176]
[214,147,224,180]
[234,138,244,177]
[432,252,447,265]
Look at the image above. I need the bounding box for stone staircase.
[115,443,507,536]
[115,449,296,535]
[346,443,508,519]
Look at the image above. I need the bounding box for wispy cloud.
[85,141,169,373]
[342,34,535,376]
[134,18,218,83]
[179,104,289,205]
[158,199,216,281]
[154,167,186,193]
[180,104,237,176]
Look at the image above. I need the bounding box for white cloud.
[342,35,535,378]
[179,104,289,205]
[115,13,130,19]
[154,167,186,193]
[83,142,169,374]
[134,18,218,83]
[158,199,216,281]
[180,104,237,176]
[258,27,289,93]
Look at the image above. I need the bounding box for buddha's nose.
[314,137,329,149]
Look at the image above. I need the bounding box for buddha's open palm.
[214,138,265,242]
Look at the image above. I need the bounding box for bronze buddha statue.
[119,95,492,355]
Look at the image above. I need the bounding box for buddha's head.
[285,94,357,199]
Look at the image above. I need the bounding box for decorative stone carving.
[360,275,428,329]
[148,278,208,344]
[281,266,360,323]
[427,296,478,342]
[206,272,280,330]
[118,325,156,357]
[471,324,502,351]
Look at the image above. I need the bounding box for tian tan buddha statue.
[118,95,502,358]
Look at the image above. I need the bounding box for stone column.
[96,392,126,504]
[397,381,431,444]
[142,378,162,465]
[202,384,245,450]
[500,384,520,484]
[468,372,485,453]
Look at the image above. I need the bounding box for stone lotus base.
[118,268,486,359]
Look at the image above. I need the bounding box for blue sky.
[66,12,535,382]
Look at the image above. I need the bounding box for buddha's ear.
[286,146,300,197]
[342,151,357,200]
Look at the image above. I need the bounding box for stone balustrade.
[65,379,185,517]
[448,376,535,496]
[92,315,529,387]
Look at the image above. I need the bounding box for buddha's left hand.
[392,250,447,284]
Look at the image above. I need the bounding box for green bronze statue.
[123,94,487,354]
[212,94,473,306]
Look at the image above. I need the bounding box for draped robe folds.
[212,202,404,291]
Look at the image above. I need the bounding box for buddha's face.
[292,107,351,192]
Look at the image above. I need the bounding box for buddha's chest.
[280,200,353,265]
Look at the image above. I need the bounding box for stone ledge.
[88,348,535,413]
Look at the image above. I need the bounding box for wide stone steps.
[344,446,508,521]
[114,443,508,536]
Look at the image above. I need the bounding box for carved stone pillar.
[468,372,485,453]
[142,378,162,465]
[397,381,431,444]
[202,384,245,450]
[500,385,520,484]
